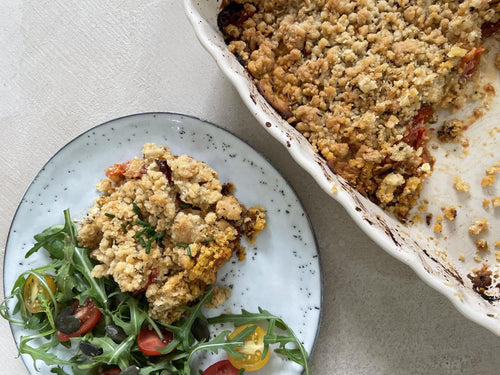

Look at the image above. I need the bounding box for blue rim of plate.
[3,111,323,374]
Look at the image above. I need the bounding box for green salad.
[1,210,310,375]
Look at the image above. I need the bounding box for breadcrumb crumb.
[476,239,489,252]
[434,215,443,233]
[454,176,470,192]
[482,175,496,187]
[483,198,491,208]
[468,218,489,236]
[441,206,457,221]
[492,196,500,208]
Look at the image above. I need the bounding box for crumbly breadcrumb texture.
[78,143,266,324]
[476,238,489,252]
[434,215,443,233]
[441,206,457,221]
[454,176,471,193]
[482,175,496,187]
[219,0,500,220]
[492,196,500,208]
[468,218,489,236]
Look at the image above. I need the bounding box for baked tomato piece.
[202,360,240,375]
[105,161,131,179]
[57,298,102,342]
[137,326,174,356]
[460,45,484,82]
[481,20,500,39]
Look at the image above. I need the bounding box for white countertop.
[1,1,500,374]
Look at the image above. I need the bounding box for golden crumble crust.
[219,0,500,220]
[78,143,266,324]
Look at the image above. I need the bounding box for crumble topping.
[437,119,464,143]
[219,0,500,220]
[78,143,266,324]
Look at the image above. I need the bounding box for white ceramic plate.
[3,112,322,374]
[184,0,500,335]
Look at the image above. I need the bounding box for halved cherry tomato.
[202,360,240,375]
[23,274,57,314]
[137,326,174,356]
[131,268,158,297]
[411,105,434,127]
[105,161,131,179]
[227,324,270,371]
[98,368,121,375]
[57,298,102,342]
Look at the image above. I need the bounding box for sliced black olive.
[55,306,81,334]
[105,324,127,343]
[121,365,140,375]
[79,341,103,357]
[191,317,210,342]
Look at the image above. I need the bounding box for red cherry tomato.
[137,326,174,356]
[105,161,130,179]
[57,298,102,342]
[98,368,121,375]
[131,268,158,297]
[460,45,484,82]
[202,360,240,375]
[482,20,500,39]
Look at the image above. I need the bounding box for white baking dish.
[184,0,500,335]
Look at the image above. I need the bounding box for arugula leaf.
[2,210,311,375]
[208,308,311,375]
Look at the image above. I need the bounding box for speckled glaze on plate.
[184,0,500,336]
[3,112,322,375]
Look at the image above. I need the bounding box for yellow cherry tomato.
[227,324,270,371]
[23,274,56,314]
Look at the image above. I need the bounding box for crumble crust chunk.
[78,143,266,324]
[468,218,489,236]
